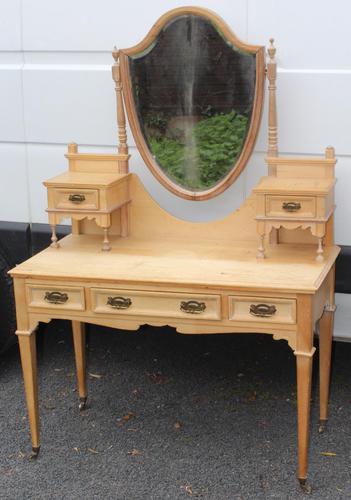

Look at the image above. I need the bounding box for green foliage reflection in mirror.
[128,12,258,194]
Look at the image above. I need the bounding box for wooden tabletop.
[10,234,339,293]
[43,172,130,188]
[253,176,335,195]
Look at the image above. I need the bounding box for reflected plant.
[195,111,248,187]
[147,110,249,189]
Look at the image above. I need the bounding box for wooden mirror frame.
[117,6,265,201]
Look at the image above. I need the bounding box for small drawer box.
[228,296,296,324]
[26,284,85,311]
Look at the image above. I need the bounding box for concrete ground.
[1,321,350,500]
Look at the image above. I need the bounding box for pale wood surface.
[10,8,339,486]
[44,171,129,188]
[254,176,335,194]
[18,332,40,451]
[72,321,87,403]
[10,233,339,293]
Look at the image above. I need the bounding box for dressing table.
[10,7,339,492]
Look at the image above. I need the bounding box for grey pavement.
[1,321,350,500]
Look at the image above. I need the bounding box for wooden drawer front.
[52,188,99,210]
[91,288,221,321]
[27,285,85,311]
[265,195,316,218]
[228,296,296,324]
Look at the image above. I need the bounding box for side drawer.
[91,288,221,321]
[51,188,99,210]
[26,284,85,311]
[265,195,316,218]
[228,296,296,324]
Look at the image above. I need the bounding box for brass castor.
[79,396,87,411]
[29,446,40,459]
[299,479,312,494]
[318,419,327,434]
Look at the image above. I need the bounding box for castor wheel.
[318,419,327,434]
[29,446,40,459]
[79,397,87,411]
[299,479,312,494]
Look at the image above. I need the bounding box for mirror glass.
[128,14,257,192]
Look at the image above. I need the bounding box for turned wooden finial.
[112,46,119,62]
[325,146,335,159]
[268,38,276,61]
[68,142,78,154]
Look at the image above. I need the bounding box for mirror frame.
[119,6,265,200]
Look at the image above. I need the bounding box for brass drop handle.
[107,296,132,309]
[44,291,69,304]
[249,303,277,318]
[180,300,206,314]
[282,201,301,212]
[69,193,86,203]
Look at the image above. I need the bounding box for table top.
[43,171,130,188]
[10,234,339,294]
[253,176,335,195]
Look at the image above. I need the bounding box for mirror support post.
[267,39,279,245]
[112,48,129,174]
[267,38,278,165]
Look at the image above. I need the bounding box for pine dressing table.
[10,7,339,493]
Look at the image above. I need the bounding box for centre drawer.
[91,288,221,321]
[51,188,99,210]
[265,195,316,218]
[228,295,296,324]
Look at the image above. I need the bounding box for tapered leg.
[18,331,40,457]
[72,321,87,410]
[318,307,335,433]
[296,351,314,493]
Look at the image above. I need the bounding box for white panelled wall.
[1,0,350,338]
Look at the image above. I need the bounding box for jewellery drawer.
[91,288,221,321]
[51,188,99,210]
[26,284,85,311]
[228,296,296,324]
[265,195,316,218]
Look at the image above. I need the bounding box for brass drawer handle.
[282,201,301,212]
[249,303,277,318]
[180,300,206,314]
[69,193,86,203]
[44,291,69,304]
[107,296,132,309]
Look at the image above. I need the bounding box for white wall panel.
[255,71,351,155]
[248,0,351,69]
[22,65,117,145]
[0,66,25,141]
[334,293,351,340]
[0,0,350,249]
[26,143,67,223]
[0,143,29,221]
[0,0,21,50]
[22,0,247,51]
[334,156,351,245]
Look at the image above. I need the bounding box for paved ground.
[1,321,350,500]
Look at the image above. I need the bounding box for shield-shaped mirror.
[119,7,265,200]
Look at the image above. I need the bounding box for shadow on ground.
[1,321,350,499]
